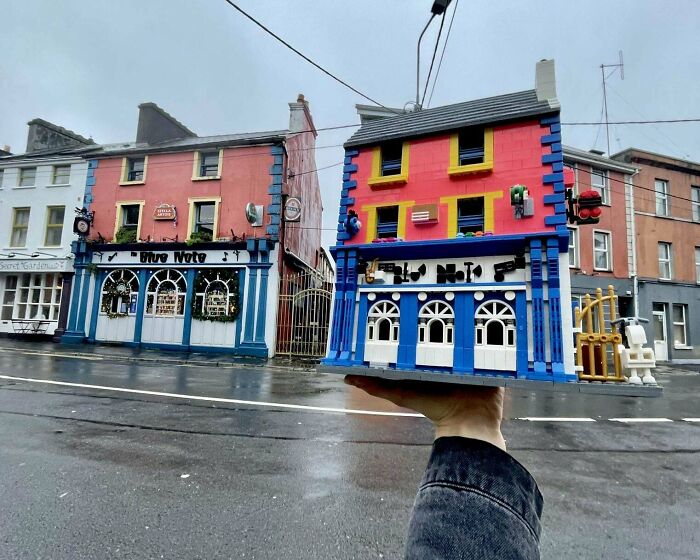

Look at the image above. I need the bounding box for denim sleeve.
[405,437,543,560]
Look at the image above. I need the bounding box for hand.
[345,375,506,450]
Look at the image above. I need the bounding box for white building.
[0,119,94,337]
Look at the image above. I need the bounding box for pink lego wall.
[345,119,558,244]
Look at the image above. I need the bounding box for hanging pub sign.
[284,197,302,222]
[153,203,177,220]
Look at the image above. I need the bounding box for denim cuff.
[421,437,543,538]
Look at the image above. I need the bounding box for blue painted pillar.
[65,267,84,333]
[324,250,346,361]
[453,292,474,373]
[181,268,196,347]
[546,238,564,377]
[75,269,92,334]
[254,266,269,344]
[88,270,107,341]
[133,269,149,344]
[338,249,358,363]
[243,266,258,343]
[353,293,369,365]
[530,240,547,376]
[396,294,418,370]
[515,290,528,376]
[234,269,246,347]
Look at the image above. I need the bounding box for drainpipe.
[627,169,640,317]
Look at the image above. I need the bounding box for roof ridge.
[137,102,197,137]
[27,118,95,145]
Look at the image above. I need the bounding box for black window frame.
[199,151,220,178]
[126,157,145,182]
[194,201,216,235]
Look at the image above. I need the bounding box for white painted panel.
[95,316,136,342]
[416,344,454,367]
[474,347,516,371]
[190,319,236,348]
[142,317,184,344]
[364,341,398,366]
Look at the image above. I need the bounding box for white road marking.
[0,374,423,418]
[0,349,103,361]
[610,417,673,423]
[682,418,700,423]
[517,417,596,422]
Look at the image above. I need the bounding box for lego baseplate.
[318,364,662,397]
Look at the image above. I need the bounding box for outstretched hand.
[345,375,506,450]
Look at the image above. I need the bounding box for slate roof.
[344,90,558,148]
[27,118,95,145]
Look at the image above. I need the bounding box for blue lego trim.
[266,145,285,241]
[554,203,567,215]
[181,269,196,346]
[453,292,474,373]
[546,239,563,374]
[336,151,359,248]
[540,115,561,126]
[515,291,528,375]
[530,240,546,372]
[544,215,567,226]
[342,180,357,189]
[541,153,562,165]
[87,271,107,341]
[268,184,283,195]
[84,194,93,204]
[359,282,525,291]
[552,162,563,173]
[339,197,355,206]
[341,189,349,198]
[543,172,564,184]
[270,145,284,155]
[343,156,353,165]
[543,193,565,204]
[133,269,148,343]
[353,294,369,365]
[396,293,418,369]
[556,225,569,236]
[81,159,98,212]
[342,173,352,182]
[86,176,96,188]
[549,123,561,134]
[266,225,280,236]
[243,267,258,343]
[235,268,246,347]
[268,215,281,226]
[553,181,566,193]
[269,163,284,175]
[254,268,269,344]
[336,232,351,241]
[550,142,562,153]
[338,250,358,362]
[541,133,562,145]
[269,194,282,206]
[344,148,359,157]
[343,164,358,173]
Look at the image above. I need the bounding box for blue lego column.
[515,290,528,375]
[396,294,418,370]
[88,270,107,341]
[353,293,369,365]
[336,149,359,245]
[453,292,474,374]
[338,249,358,363]
[133,269,149,343]
[181,268,196,347]
[323,250,346,362]
[530,239,547,376]
[546,238,565,377]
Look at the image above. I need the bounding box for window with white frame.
[568,227,579,268]
[658,242,673,280]
[593,231,611,271]
[590,168,609,205]
[474,300,516,347]
[692,186,700,222]
[696,247,700,283]
[145,269,187,316]
[52,165,71,185]
[1,275,18,320]
[366,300,400,342]
[8,273,63,321]
[418,301,454,344]
[10,207,30,247]
[18,167,36,187]
[655,179,669,216]
[672,304,688,348]
[100,269,139,316]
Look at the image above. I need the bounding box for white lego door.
[474,300,516,371]
[652,310,668,361]
[415,301,455,368]
[364,300,400,366]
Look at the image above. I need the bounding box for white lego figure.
[614,318,657,386]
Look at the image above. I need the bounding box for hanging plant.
[114,227,138,244]
[191,269,240,323]
[186,231,213,245]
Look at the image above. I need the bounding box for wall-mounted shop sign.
[284,197,302,222]
[153,203,177,221]
[0,258,71,272]
[139,250,207,264]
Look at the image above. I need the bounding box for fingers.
[345,375,409,406]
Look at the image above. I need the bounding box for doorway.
[652,303,668,361]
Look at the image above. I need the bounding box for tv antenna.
[600,50,624,155]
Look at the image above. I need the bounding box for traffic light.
[566,189,603,225]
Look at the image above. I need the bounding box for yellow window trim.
[448,128,494,176]
[44,205,66,247]
[360,201,415,243]
[192,149,223,181]
[119,155,148,186]
[10,207,30,248]
[187,196,222,240]
[439,191,503,237]
[368,143,410,187]
[114,200,146,241]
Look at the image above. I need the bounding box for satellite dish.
[245,202,263,227]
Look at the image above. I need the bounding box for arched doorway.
[474,300,516,371]
[95,269,139,342]
[141,269,187,344]
[364,300,400,365]
[416,300,455,367]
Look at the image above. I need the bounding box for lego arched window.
[418,301,454,344]
[474,300,516,347]
[145,269,187,317]
[100,269,139,317]
[192,269,240,322]
[367,301,400,342]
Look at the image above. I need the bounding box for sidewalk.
[0,338,316,372]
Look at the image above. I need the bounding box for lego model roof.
[344,89,557,148]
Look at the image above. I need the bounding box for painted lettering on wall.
[139,251,207,264]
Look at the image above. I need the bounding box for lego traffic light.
[566,189,603,225]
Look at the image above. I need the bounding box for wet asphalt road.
[0,345,698,560]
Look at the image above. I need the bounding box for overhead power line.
[220,0,397,113]
[427,0,459,108]
[562,118,700,125]
[420,11,446,108]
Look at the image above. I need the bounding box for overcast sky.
[2,0,699,248]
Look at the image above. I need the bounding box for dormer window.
[368,142,409,187]
[448,128,494,176]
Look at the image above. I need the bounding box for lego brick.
[553,181,566,193]
[543,172,564,184]
[541,153,562,165]
[549,123,561,133]
[342,180,358,189]
[550,142,562,153]
[540,115,561,126]
[551,161,564,173]
[541,133,562,145]
[268,184,283,195]
[339,197,355,206]
[269,163,284,175]
[343,163,358,174]
[270,145,284,155]
[344,148,359,158]
[554,203,567,214]
[336,232,351,241]
[544,214,567,226]
[266,225,279,236]
[543,193,565,204]
[343,156,353,165]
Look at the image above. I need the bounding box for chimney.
[288,94,317,138]
[136,103,197,144]
[535,59,558,105]
[25,119,93,153]
[0,145,11,156]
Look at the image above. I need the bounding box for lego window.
[568,227,579,268]
[418,301,454,344]
[448,128,493,176]
[100,269,139,316]
[368,143,409,186]
[376,206,399,239]
[380,142,403,176]
[10,207,30,247]
[474,301,516,347]
[457,197,484,234]
[44,206,65,247]
[367,301,400,342]
[593,231,612,271]
[18,167,36,187]
[51,165,71,185]
[145,269,186,317]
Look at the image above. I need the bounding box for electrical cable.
[426,0,459,108]
[562,118,700,125]
[220,0,397,113]
[420,11,446,108]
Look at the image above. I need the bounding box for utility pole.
[600,51,624,155]
[415,1,452,110]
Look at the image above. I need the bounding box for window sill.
[593,268,612,273]
[367,174,407,188]
[48,183,71,188]
[119,180,145,186]
[192,176,221,182]
[36,247,61,251]
[13,186,36,190]
[674,345,692,351]
[658,277,674,282]
[448,162,493,176]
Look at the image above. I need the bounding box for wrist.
[434,422,506,451]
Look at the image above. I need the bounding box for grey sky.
[2,0,699,248]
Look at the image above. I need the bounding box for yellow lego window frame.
[367,142,410,187]
[448,128,494,176]
[360,201,415,243]
[439,192,503,237]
